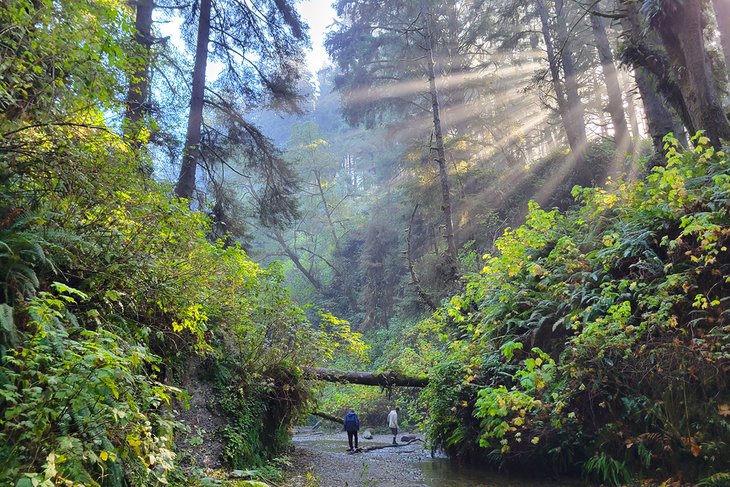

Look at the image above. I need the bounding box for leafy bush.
[421,134,730,481]
[1,287,180,485]
[0,0,349,482]
[0,163,340,483]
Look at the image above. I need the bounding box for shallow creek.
[286,430,584,487]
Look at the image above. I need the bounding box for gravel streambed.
[283,430,581,487]
[284,430,432,487]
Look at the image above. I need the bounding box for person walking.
[343,408,360,451]
[387,406,400,445]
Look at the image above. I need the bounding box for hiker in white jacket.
[387,406,400,445]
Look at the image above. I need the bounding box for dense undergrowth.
[419,134,730,485]
[0,0,357,484]
[0,126,332,484]
[312,138,629,432]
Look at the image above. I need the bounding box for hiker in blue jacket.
[343,408,360,451]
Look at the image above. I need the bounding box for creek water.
[289,431,584,487]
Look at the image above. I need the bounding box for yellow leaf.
[126,435,142,447]
[100,451,108,461]
[718,404,730,416]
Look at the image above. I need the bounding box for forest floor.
[174,358,226,470]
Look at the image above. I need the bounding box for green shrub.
[421,134,730,481]
[1,286,180,485]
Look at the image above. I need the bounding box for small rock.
[362,428,373,439]
[400,435,416,442]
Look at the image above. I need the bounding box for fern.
[0,227,46,302]
[583,454,631,487]
[698,472,730,486]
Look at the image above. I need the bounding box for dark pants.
[391,427,398,443]
[347,430,359,450]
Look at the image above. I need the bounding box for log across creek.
[304,367,429,388]
[306,368,428,449]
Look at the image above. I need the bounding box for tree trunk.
[175,0,212,200]
[124,0,154,154]
[536,0,584,153]
[554,0,587,152]
[590,12,632,154]
[422,0,458,278]
[654,0,730,147]
[623,72,641,141]
[618,0,697,141]
[312,169,361,312]
[634,67,681,162]
[312,411,344,425]
[361,439,422,451]
[713,0,730,79]
[305,367,429,388]
[269,229,324,291]
[314,169,341,253]
[536,0,567,117]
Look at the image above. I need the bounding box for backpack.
[344,412,359,431]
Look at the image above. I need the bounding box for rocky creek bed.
[283,430,583,487]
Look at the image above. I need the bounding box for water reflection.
[418,459,580,487]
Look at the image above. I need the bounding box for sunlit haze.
[157,0,335,75]
[298,0,336,71]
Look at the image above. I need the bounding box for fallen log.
[359,439,422,452]
[305,367,429,388]
[312,411,344,425]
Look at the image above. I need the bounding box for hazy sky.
[157,0,336,74]
[298,0,336,71]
